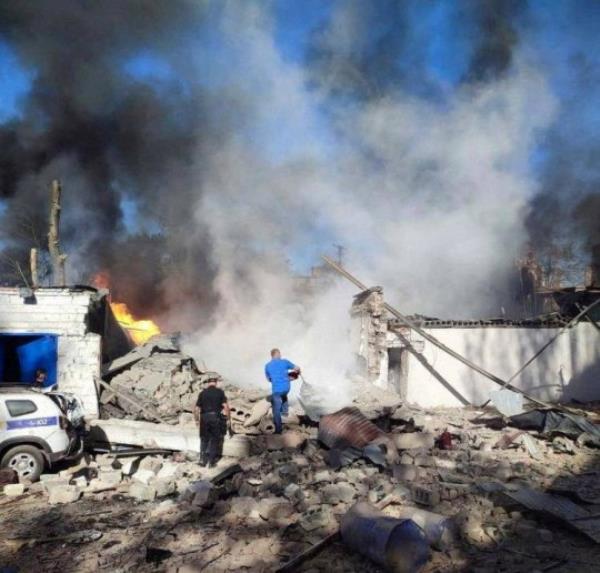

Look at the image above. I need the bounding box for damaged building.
[351,286,600,408]
[0,286,130,417]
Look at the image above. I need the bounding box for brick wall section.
[0,288,101,417]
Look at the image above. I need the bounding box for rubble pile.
[4,331,600,571]
[3,396,600,572]
[101,335,220,423]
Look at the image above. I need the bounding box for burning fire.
[110,302,161,345]
[92,271,161,345]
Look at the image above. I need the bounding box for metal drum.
[340,502,430,572]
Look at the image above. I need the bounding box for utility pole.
[333,244,345,266]
[30,247,39,287]
[48,179,67,285]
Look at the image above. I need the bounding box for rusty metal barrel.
[340,502,430,572]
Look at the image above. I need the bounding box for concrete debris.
[104,340,203,422]
[243,398,272,427]
[553,435,576,454]
[4,366,600,573]
[187,481,214,507]
[3,483,25,497]
[257,497,295,520]
[129,482,157,502]
[48,485,81,505]
[394,432,435,450]
[133,469,156,485]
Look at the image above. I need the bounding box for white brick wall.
[0,288,101,416]
[0,289,93,335]
[57,334,101,417]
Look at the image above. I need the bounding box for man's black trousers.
[200,412,226,464]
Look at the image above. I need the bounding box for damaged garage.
[0,286,130,417]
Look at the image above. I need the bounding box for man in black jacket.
[194,375,230,468]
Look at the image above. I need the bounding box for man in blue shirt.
[264,348,300,434]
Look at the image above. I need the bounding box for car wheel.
[1,445,45,482]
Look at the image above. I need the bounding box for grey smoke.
[0,1,597,394]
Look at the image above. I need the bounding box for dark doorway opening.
[388,347,407,399]
[0,334,58,387]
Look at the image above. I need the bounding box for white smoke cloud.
[182,6,557,406]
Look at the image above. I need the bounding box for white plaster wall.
[0,288,100,416]
[402,324,600,408]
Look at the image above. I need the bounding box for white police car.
[0,386,84,481]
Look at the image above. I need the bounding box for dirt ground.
[2,405,600,573]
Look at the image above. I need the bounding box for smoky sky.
[0,0,599,327]
[0,1,225,324]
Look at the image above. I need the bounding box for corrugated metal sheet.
[318,407,383,450]
[506,487,600,544]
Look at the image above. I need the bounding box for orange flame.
[91,271,161,345]
[110,302,161,345]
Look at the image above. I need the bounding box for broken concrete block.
[392,464,418,482]
[43,479,71,494]
[257,497,295,520]
[412,485,441,507]
[300,505,335,531]
[238,482,255,497]
[129,482,157,502]
[321,482,356,505]
[394,432,435,450]
[156,462,182,480]
[278,463,299,478]
[139,456,163,474]
[243,399,271,427]
[223,434,252,458]
[97,469,122,486]
[313,470,332,483]
[175,478,191,494]
[132,469,156,485]
[154,478,176,498]
[48,485,81,505]
[412,455,435,467]
[284,483,303,502]
[40,474,64,483]
[229,496,259,518]
[392,485,412,501]
[3,483,25,497]
[188,481,214,508]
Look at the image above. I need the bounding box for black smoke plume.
[0,1,221,327]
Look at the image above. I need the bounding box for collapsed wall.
[101,335,206,423]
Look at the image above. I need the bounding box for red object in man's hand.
[288,370,300,380]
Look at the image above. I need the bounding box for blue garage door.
[0,334,58,388]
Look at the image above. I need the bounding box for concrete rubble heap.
[100,335,216,422]
[3,387,600,572]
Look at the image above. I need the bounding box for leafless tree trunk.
[48,179,67,285]
[30,247,39,287]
